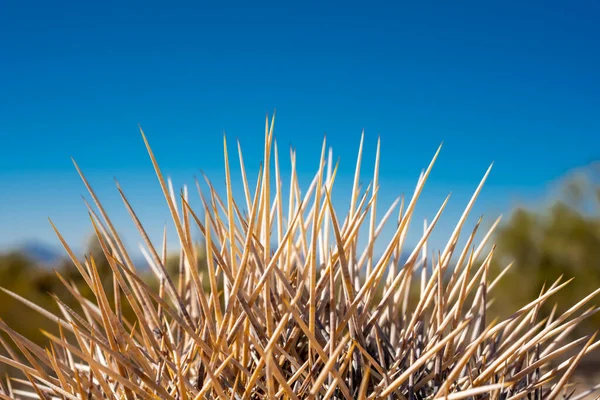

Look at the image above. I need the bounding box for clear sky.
[1,1,599,256]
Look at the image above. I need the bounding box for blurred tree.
[0,230,214,379]
[491,164,600,336]
[0,233,132,353]
[0,251,64,367]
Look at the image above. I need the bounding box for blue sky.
[1,1,599,256]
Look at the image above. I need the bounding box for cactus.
[0,114,598,399]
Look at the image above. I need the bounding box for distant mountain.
[17,241,65,266]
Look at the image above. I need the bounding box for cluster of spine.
[0,115,598,399]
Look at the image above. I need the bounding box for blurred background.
[1,0,599,387]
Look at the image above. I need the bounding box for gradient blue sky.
[1,1,599,255]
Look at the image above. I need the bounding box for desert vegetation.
[0,116,599,398]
